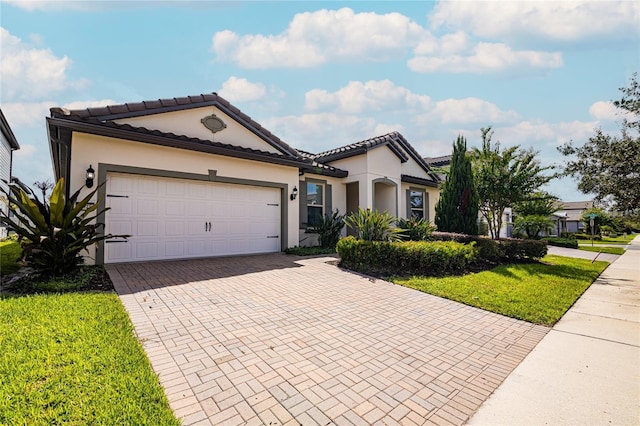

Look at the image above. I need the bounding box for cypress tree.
[434,135,479,235]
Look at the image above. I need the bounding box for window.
[307,182,324,227]
[410,190,424,219]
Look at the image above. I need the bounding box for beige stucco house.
[47,93,440,264]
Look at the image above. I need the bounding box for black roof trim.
[312,132,409,163]
[401,174,439,188]
[49,93,301,158]
[0,109,20,150]
[47,116,348,178]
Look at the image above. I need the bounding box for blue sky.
[1,0,638,202]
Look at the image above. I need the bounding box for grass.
[579,233,637,245]
[0,240,22,275]
[392,255,609,326]
[578,245,626,255]
[0,278,179,425]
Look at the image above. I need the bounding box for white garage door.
[104,173,281,263]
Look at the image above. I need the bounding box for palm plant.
[310,210,345,248]
[0,178,126,276]
[344,208,403,241]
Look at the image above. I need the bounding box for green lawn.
[0,240,22,275]
[578,246,626,255]
[0,292,179,425]
[392,255,609,326]
[580,233,637,245]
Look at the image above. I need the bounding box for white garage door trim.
[95,164,288,264]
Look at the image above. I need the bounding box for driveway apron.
[107,255,548,426]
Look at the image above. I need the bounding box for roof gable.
[50,93,300,158]
[310,132,439,185]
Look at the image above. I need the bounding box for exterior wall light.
[290,186,298,200]
[86,165,95,188]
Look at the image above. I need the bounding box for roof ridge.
[49,92,301,159]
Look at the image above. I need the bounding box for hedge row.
[336,236,477,277]
[543,237,579,249]
[427,231,548,262]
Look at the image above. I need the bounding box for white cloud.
[305,80,431,114]
[261,112,386,152]
[0,27,85,101]
[409,42,562,74]
[588,100,635,124]
[218,77,267,103]
[13,144,36,158]
[212,7,426,68]
[429,1,640,43]
[422,97,520,124]
[2,99,117,127]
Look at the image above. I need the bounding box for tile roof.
[559,200,594,210]
[50,93,301,158]
[424,154,451,167]
[47,113,348,177]
[309,132,439,183]
[310,132,408,163]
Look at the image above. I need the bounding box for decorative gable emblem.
[201,114,227,134]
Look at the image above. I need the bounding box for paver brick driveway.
[107,254,548,426]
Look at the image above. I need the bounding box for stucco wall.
[114,106,282,154]
[70,132,300,263]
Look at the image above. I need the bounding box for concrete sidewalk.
[468,235,640,425]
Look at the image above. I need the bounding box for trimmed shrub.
[428,231,547,261]
[499,239,548,260]
[544,237,579,249]
[336,236,478,277]
[428,231,503,262]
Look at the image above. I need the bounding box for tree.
[513,216,554,239]
[33,179,54,204]
[473,127,555,239]
[512,191,559,239]
[435,135,479,235]
[512,191,559,217]
[580,207,612,236]
[559,73,640,215]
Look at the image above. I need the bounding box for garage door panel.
[165,221,185,236]
[136,242,159,259]
[165,241,185,257]
[166,202,185,216]
[137,178,160,195]
[137,221,159,237]
[105,173,281,263]
[137,199,160,215]
[105,241,131,262]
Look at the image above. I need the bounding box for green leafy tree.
[580,207,613,236]
[473,127,556,239]
[513,215,555,239]
[0,178,127,276]
[559,73,640,215]
[434,135,479,235]
[513,191,559,217]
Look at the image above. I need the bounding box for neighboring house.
[47,93,440,264]
[555,201,593,233]
[0,109,21,238]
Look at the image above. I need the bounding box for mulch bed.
[1,266,115,296]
